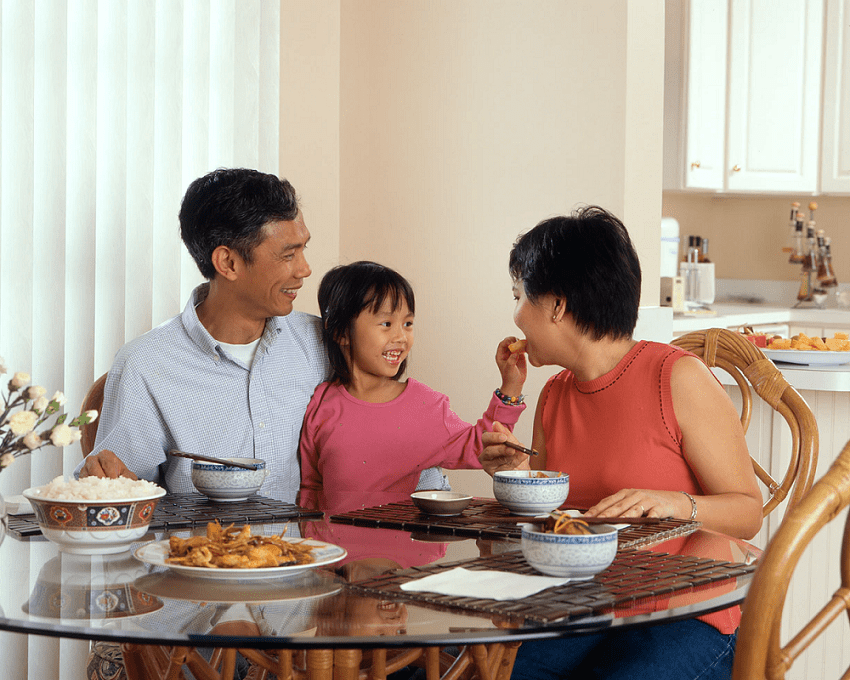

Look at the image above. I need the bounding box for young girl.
[298,261,527,516]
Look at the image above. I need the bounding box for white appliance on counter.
[660,218,685,310]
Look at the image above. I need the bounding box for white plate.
[133,537,347,581]
[762,348,850,366]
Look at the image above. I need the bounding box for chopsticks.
[168,449,260,471]
[466,515,664,525]
[503,440,539,457]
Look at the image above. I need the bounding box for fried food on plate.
[767,332,850,352]
[166,521,315,569]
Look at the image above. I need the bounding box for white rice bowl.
[23,476,166,555]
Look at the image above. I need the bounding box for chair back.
[733,438,850,679]
[672,328,818,516]
[80,372,107,457]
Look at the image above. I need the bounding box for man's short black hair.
[179,168,300,279]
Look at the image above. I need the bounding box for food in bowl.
[410,491,473,516]
[23,476,166,555]
[493,470,569,516]
[521,522,618,579]
[191,457,268,501]
[167,521,315,569]
[541,513,594,535]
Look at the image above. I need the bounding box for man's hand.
[479,422,531,477]
[79,450,138,480]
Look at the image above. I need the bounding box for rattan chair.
[732,437,850,679]
[80,372,107,457]
[672,328,818,517]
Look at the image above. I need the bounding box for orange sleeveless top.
[540,340,739,634]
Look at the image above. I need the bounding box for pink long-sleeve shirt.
[299,379,525,516]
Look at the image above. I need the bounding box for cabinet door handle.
[732,165,741,172]
[690,161,701,169]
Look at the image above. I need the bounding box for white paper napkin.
[400,567,570,601]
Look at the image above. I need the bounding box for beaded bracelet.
[495,388,525,406]
[680,490,698,520]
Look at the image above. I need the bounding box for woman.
[479,206,762,680]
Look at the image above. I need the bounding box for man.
[77,168,328,503]
[78,168,447,502]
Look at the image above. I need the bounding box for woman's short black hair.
[318,261,416,385]
[179,168,300,279]
[509,206,642,340]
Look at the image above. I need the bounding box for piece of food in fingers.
[507,338,527,353]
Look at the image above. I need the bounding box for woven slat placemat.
[346,549,755,623]
[330,499,700,550]
[5,493,323,539]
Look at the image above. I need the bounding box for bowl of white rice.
[23,476,166,555]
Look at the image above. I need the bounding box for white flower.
[23,432,43,450]
[6,410,38,435]
[0,356,6,375]
[33,396,49,412]
[27,385,47,400]
[10,372,31,389]
[85,410,99,423]
[51,391,67,406]
[50,423,79,447]
[0,452,14,468]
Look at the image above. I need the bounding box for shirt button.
[259,423,265,428]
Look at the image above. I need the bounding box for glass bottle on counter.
[788,211,806,264]
[802,221,818,272]
[699,237,711,263]
[683,235,702,263]
[817,235,838,288]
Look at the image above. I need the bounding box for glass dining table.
[0,495,761,680]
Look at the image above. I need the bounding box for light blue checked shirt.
[75,284,330,504]
[75,284,448,502]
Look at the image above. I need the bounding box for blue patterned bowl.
[520,523,618,579]
[23,486,166,555]
[191,458,268,501]
[492,470,569,515]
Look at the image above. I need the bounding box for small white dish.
[410,491,473,516]
[134,536,347,581]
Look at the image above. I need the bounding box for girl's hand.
[584,488,694,520]
[496,336,527,399]
[479,421,532,476]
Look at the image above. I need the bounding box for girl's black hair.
[318,261,416,385]
[509,206,641,340]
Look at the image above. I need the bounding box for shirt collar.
[182,283,285,360]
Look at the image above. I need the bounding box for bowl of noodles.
[23,476,166,555]
[493,470,569,516]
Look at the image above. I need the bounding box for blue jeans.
[510,619,737,680]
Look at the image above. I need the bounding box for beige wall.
[281,1,665,495]
[662,193,850,283]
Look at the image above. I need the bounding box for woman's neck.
[345,374,408,403]
[567,335,638,382]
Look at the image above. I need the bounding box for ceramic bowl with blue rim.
[191,457,268,502]
[520,522,618,579]
[492,470,569,516]
[23,486,166,555]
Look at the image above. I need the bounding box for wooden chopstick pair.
[466,515,663,525]
[168,449,260,471]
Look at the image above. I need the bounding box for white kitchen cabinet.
[664,0,728,190]
[821,0,850,193]
[664,0,825,194]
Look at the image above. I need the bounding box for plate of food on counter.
[761,332,850,366]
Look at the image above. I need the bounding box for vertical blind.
[0,1,281,677]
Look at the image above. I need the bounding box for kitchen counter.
[669,303,850,393]
[671,303,850,334]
